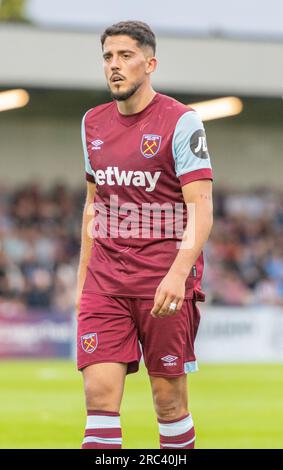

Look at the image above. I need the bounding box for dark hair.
[100,20,156,55]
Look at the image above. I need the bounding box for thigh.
[77,292,142,375]
[132,298,200,377]
[82,362,128,411]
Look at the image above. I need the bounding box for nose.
[110,55,121,70]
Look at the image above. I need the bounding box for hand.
[150,270,186,318]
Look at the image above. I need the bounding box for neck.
[116,84,156,115]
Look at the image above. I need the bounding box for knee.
[83,377,119,412]
[153,390,188,421]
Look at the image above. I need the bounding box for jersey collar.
[114,93,161,127]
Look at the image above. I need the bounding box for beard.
[109,81,142,101]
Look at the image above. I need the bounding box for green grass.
[0,360,282,449]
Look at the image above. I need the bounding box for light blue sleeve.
[81,111,95,180]
[172,111,212,178]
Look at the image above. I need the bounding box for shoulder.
[173,109,204,136]
[158,92,188,110]
[157,92,196,125]
[82,101,116,126]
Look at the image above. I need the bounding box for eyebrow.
[103,49,135,58]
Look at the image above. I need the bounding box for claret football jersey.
[81,92,213,300]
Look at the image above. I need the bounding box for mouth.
[111,75,124,84]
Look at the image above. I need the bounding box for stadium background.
[0,0,283,449]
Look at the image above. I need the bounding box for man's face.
[102,35,154,101]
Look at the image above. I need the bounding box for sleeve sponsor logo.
[190,130,209,159]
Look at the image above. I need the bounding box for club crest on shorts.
[140,134,162,158]
[81,333,98,354]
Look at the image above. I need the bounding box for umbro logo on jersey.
[94,166,161,192]
[91,139,104,150]
[161,355,178,367]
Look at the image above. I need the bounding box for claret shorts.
[77,291,201,377]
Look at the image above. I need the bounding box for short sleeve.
[81,111,96,183]
[172,110,213,186]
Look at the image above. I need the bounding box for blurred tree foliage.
[0,0,29,22]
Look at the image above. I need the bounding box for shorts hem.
[77,359,139,372]
[147,360,199,377]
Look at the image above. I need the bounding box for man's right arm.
[76,180,96,318]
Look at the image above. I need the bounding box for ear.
[146,56,157,75]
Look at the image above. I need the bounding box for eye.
[123,54,130,59]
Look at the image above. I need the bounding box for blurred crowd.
[204,186,283,307]
[0,182,82,315]
[0,182,283,315]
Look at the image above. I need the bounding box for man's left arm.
[150,179,213,317]
[150,109,213,318]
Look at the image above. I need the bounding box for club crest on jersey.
[81,333,98,354]
[140,134,162,158]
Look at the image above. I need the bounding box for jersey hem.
[81,289,194,300]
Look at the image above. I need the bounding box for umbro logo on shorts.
[161,355,178,367]
[81,333,98,353]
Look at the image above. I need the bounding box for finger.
[167,298,183,316]
[162,297,179,316]
[176,298,184,311]
[156,296,176,317]
[150,291,166,317]
[151,293,171,316]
